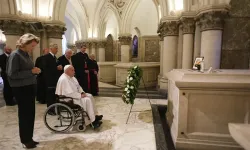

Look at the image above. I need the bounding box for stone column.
[118,34,132,62]
[24,22,41,61]
[97,40,106,62]
[181,18,195,69]
[157,21,179,92]
[45,25,66,57]
[199,11,227,69]
[0,20,24,50]
[90,41,96,56]
[158,35,164,88]
[193,21,201,61]
[85,41,90,54]
[177,25,183,68]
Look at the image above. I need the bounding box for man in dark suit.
[43,43,62,108]
[35,48,49,104]
[57,49,73,75]
[88,54,99,96]
[71,45,90,93]
[0,46,16,106]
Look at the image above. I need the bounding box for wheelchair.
[43,95,90,133]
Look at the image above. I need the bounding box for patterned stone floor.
[0,96,167,150]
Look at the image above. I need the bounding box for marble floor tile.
[0,97,163,150]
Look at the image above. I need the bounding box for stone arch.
[65,0,89,40]
[98,6,120,39]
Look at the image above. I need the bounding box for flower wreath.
[122,65,143,104]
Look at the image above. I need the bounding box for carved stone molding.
[45,25,66,39]
[0,20,25,35]
[75,41,86,49]
[118,35,132,45]
[67,43,76,49]
[198,11,228,31]
[97,40,106,48]
[181,18,195,34]
[157,21,179,37]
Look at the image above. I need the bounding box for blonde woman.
[6,33,41,149]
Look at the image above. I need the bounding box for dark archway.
[132,35,138,58]
[106,34,114,61]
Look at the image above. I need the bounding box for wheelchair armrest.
[58,95,74,100]
[56,95,74,104]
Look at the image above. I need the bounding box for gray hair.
[49,43,58,49]
[89,53,95,57]
[16,33,39,48]
[65,49,72,53]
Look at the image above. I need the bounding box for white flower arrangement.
[122,65,143,104]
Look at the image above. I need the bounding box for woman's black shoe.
[22,141,37,149]
[32,140,39,145]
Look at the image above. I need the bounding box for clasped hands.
[81,93,87,98]
[32,67,41,74]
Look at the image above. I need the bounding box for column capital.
[66,43,76,49]
[75,40,86,49]
[157,21,179,37]
[198,11,228,31]
[45,25,66,39]
[97,40,106,48]
[181,17,195,34]
[0,20,25,35]
[118,34,132,45]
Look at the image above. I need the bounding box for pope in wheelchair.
[43,65,103,132]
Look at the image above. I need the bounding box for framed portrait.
[193,57,204,70]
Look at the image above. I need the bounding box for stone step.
[99,88,159,94]
[98,93,165,99]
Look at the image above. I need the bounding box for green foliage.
[121,65,143,104]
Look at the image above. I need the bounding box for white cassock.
[55,73,97,125]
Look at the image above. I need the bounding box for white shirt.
[49,52,55,57]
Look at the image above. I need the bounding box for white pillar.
[157,21,179,91]
[118,34,132,63]
[91,42,96,55]
[158,38,164,88]
[181,18,195,69]
[201,30,222,69]
[97,40,106,62]
[177,25,183,68]
[193,21,201,60]
[199,11,225,69]
[163,36,178,74]
[159,39,164,75]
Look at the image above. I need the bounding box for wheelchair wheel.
[44,103,75,133]
[76,122,86,132]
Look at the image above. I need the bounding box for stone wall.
[221,0,250,69]
[140,36,160,62]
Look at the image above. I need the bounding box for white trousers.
[73,93,97,125]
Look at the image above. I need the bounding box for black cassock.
[0,53,15,105]
[35,55,47,104]
[88,59,99,96]
[71,52,90,93]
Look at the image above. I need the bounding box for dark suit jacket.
[57,55,70,74]
[71,52,89,91]
[0,53,8,78]
[42,53,60,87]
